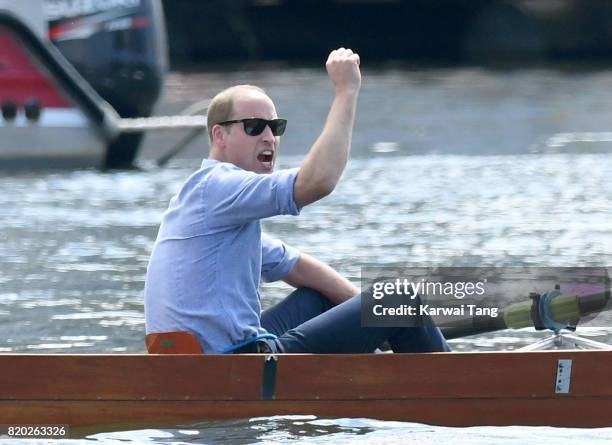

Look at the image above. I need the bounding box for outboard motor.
[0,1,120,169]
[46,0,168,168]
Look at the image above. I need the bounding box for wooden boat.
[1,349,612,433]
[3,281,610,433]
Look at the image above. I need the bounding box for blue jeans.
[259,287,451,353]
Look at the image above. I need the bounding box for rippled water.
[1,154,610,354]
[85,416,612,445]
[1,66,612,442]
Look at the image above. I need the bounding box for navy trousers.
[259,287,450,353]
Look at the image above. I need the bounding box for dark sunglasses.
[217,118,287,136]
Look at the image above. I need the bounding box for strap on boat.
[145,331,204,354]
[262,355,278,400]
[221,333,278,354]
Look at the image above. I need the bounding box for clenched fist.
[326,48,361,96]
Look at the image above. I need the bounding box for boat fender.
[1,99,17,121]
[24,98,41,122]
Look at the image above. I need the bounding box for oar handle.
[441,288,610,340]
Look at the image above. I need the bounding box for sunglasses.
[217,118,287,136]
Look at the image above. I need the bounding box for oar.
[441,287,611,340]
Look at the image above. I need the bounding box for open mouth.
[257,150,274,169]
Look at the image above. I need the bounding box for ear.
[211,124,227,148]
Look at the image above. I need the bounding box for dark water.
[141,65,612,159]
[1,66,612,442]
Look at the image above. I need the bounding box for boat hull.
[1,350,612,432]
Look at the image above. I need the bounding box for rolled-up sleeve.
[261,232,301,282]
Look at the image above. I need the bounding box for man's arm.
[283,253,359,305]
[293,48,361,209]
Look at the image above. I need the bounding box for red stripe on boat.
[0,28,71,108]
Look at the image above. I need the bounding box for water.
[1,66,612,442]
[85,417,612,444]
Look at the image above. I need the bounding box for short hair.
[207,85,266,144]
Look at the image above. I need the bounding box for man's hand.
[293,48,361,209]
[326,48,361,96]
[284,253,359,305]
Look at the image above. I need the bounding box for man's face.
[220,90,280,174]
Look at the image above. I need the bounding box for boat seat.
[145,331,204,354]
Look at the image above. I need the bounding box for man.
[144,48,450,354]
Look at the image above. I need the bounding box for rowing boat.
[3,278,610,433]
[1,349,612,433]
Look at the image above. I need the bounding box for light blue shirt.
[144,159,301,353]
